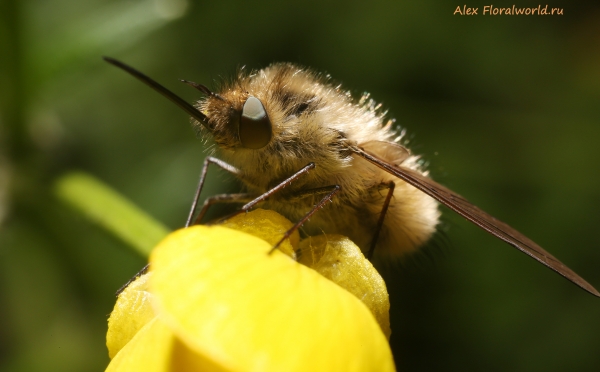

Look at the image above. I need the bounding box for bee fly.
[104,57,599,298]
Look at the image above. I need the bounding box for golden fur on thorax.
[194,63,440,259]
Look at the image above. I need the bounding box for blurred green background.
[1,0,600,370]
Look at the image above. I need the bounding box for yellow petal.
[298,234,391,339]
[218,208,298,258]
[150,225,395,372]
[106,273,156,358]
[106,318,228,372]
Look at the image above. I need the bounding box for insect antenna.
[180,79,226,101]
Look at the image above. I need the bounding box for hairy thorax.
[195,63,440,259]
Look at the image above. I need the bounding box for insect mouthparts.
[102,56,211,130]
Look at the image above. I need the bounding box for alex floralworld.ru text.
[454,5,564,16]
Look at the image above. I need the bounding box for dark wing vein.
[352,145,599,297]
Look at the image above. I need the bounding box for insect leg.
[270,184,341,254]
[186,156,245,227]
[117,157,246,296]
[367,181,395,260]
[215,162,316,222]
[288,185,341,201]
[119,163,315,294]
[193,193,256,225]
[352,145,600,297]
[116,265,148,295]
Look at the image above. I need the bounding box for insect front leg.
[117,157,247,295]
[186,156,248,227]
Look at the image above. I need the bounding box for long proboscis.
[352,145,600,297]
[102,57,210,129]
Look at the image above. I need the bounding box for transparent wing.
[352,145,599,297]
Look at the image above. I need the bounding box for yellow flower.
[106,209,395,372]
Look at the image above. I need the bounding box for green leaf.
[54,172,170,257]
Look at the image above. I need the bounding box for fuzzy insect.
[104,57,598,297]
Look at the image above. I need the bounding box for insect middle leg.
[197,162,319,225]
[214,162,317,223]
[200,164,339,255]
[270,184,341,254]
[193,193,256,225]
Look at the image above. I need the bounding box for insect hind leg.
[367,180,395,260]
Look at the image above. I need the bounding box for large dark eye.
[239,96,272,149]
